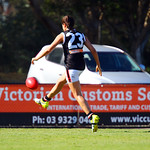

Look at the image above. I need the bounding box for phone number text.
[32,115,91,125]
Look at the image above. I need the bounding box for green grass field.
[0,128,150,150]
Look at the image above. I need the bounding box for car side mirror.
[139,64,145,70]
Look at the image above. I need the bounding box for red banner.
[0,84,150,113]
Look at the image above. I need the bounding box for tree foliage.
[102,0,150,64]
[0,0,52,73]
[0,0,150,74]
[29,0,150,65]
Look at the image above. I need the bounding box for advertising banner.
[0,84,150,126]
[0,84,150,112]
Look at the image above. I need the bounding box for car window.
[84,52,142,72]
[45,48,64,65]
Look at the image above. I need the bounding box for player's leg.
[68,81,91,114]
[34,73,67,108]
[47,73,67,98]
[68,80,99,132]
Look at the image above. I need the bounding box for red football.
[25,77,38,89]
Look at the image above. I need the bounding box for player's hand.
[31,57,38,64]
[96,65,102,76]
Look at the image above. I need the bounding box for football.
[25,77,38,90]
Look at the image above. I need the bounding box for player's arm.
[84,36,102,76]
[31,33,63,64]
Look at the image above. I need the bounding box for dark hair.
[62,16,74,29]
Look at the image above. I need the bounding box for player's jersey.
[62,29,86,70]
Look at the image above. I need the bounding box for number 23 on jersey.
[66,32,85,50]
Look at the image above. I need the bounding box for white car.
[27,44,150,84]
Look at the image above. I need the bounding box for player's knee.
[57,78,66,86]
